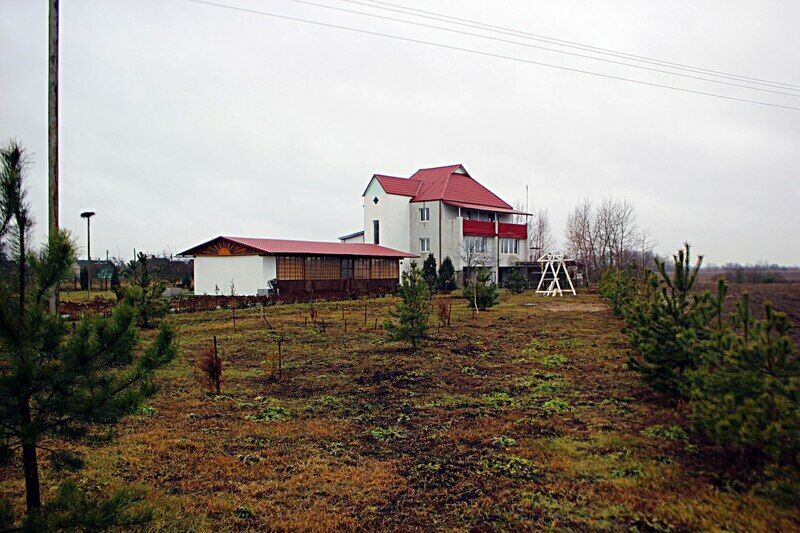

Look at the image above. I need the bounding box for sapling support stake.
[277,336,283,382]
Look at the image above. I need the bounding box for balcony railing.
[463,219,527,239]
[462,219,496,237]
[498,222,527,239]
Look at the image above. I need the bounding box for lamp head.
[80,211,96,219]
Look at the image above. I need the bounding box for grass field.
[2,290,799,530]
[58,289,117,302]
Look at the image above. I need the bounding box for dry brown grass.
[2,290,798,530]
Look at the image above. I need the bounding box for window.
[373,220,380,245]
[371,258,398,279]
[419,237,430,252]
[500,238,519,254]
[419,207,430,222]
[354,258,371,279]
[277,256,305,280]
[465,236,487,254]
[341,259,354,279]
[307,257,341,280]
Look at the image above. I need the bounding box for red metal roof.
[365,164,519,212]
[372,175,422,197]
[180,236,416,258]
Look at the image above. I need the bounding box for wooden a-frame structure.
[535,253,577,297]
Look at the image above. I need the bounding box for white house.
[342,164,529,283]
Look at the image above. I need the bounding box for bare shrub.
[198,337,223,395]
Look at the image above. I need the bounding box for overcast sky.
[1,0,799,265]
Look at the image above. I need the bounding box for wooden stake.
[277,336,283,382]
[213,335,220,395]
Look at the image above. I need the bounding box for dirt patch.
[525,301,608,313]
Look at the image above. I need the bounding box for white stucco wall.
[408,200,439,268]
[363,178,412,273]
[194,255,275,296]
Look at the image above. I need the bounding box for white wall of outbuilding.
[194,255,276,296]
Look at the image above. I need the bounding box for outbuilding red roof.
[179,236,415,258]
[365,164,524,213]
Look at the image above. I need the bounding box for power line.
[346,0,800,92]
[185,0,800,111]
[282,0,800,99]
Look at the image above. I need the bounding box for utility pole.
[81,211,95,299]
[48,0,59,314]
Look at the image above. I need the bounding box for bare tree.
[514,202,553,261]
[458,239,491,313]
[564,197,652,285]
[565,198,594,283]
[530,208,553,259]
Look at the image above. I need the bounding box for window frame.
[419,237,430,252]
[499,238,519,254]
[419,207,430,222]
[372,219,380,245]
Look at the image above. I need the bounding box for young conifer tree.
[384,262,431,350]
[689,292,800,462]
[437,256,457,292]
[625,244,718,397]
[0,141,177,514]
[122,253,168,328]
[462,267,499,311]
[422,253,438,296]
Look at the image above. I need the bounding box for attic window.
[373,197,379,204]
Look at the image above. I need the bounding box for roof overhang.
[442,200,530,215]
[179,236,417,259]
[338,230,365,240]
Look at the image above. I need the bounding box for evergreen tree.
[79,266,89,291]
[0,141,177,514]
[181,268,192,290]
[462,267,499,311]
[121,253,168,328]
[505,268,527,294]
[598,267,637,316]
[625,244,719,397]
[437,256,457,292]
[384,262,431,350]
[689,293,800,462]
[422,253,438,296]
[110,263,121,293]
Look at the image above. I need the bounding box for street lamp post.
[81,211,95,299]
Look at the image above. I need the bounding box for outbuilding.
[179,236,415,298]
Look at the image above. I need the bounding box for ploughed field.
[3,290,799,531]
